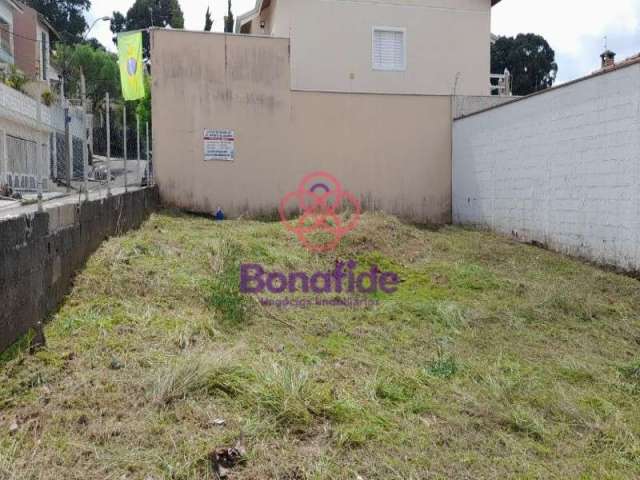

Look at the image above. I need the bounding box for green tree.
[53,43,120,107]
[53,42,123,157]
[25,0,91,44]
[111,0,185,59]
[224,0,233,33]
[204,6,213,32]
[136,75,152,125]
[82,37,106,51]
[491,34,558,96]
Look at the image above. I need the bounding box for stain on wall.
[151,30,452,224]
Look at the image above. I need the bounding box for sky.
[88,0,640,84]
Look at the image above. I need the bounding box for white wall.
[453,62,640,271]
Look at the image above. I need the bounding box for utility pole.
[106,92,111,197]
[81,68,89,201]
[146,122,151,186]
[136,114,141,187]
[123,105,128,192]
[64,102,71,192]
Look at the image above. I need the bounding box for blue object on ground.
[215,207,225,221]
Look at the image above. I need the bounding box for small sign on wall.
[204,129,235,161]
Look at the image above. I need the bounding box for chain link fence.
[1,77,153,207]
[91,97,152,192]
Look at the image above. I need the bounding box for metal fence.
[5,135,47,192]
[91,94,152,193]
[0,81,153,206]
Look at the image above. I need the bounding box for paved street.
[0,156,151,220]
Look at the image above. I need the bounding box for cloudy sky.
[88,0,640,83]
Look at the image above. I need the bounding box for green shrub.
[41,89,55,106]
[207,240,252,324]
[1,65,28,92]
[425,356,458,379]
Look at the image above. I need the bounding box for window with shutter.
[372,27,406,71]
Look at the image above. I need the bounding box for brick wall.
[453,62,640,271]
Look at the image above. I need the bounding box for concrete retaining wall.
[0,188,159,352]
[453,61,640,271]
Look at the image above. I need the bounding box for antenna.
[603,35,608,51]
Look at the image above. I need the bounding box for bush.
[41,89,55,106]
[1,65,28,93]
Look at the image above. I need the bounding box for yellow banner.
[118,32,145,101]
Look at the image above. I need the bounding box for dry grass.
[1,210,640,479]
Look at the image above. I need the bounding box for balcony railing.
[490,69,513,97]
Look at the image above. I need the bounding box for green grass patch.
[1,211,640,479]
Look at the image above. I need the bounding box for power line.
[0,24,44,44]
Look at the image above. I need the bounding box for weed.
[253,363,332,432]
[149,354,252,406]
[424,340,459,379]
[618,360,640,394]
[206,239,252,324]
[425,356,458,379]
[506,406,546,441]
[0,330,35,365]
[451,263,502,291]
[374,374,418,403]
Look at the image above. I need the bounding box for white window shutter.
[373,28,406,71]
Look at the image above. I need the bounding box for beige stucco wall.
[246,0,491,96]
[151,30,452,223]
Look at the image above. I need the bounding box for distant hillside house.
[236,0,504,96]
[13,2,60,88]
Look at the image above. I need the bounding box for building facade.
[151,1,507,223]
[0,1,82,195]
[13,3,60,88]
[237,0,502,96]
[0,80,86,194]
[0,0,21,66]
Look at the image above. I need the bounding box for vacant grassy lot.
[1,210,640,479]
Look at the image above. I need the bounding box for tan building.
[237,0,502,96]
[13,2,59,88]
[151,1,505,223]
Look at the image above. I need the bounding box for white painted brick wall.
[453,62,640,271]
